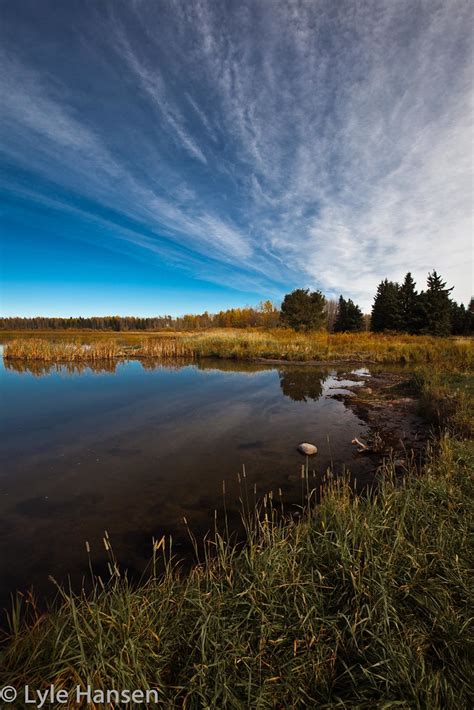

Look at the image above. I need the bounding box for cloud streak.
[1,0,472,309]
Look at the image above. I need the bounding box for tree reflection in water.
[278,368,326,402]
[4,358,329,403]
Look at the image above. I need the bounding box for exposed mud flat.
[331,368,429,472]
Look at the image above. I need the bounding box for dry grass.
[178,329,473,366]
[3,338,121,361]
[3,329,473,368]
[3,337,191,362]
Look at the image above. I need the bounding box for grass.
[4,329,474,367]
[1,441,472,707]
[3,337,192,362]
[3,338,122,361]
[0,372,473,707]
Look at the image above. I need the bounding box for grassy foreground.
[1,376,473,708]
[4,329,474,367]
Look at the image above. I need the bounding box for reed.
[181,329,473,367]
[3,338,122,362]
[3,330,473,368]
[134,337,194,359]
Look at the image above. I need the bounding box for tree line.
[279,270,472,335]
[370,271,472,336]
[1,271,471,335]
[0,301,280,332]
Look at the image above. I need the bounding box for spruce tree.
[334,296,347,332]
[371,279,402,332]
[399,272,423,334]
[334,296,364,332]
[468,298,474,335]
[346,299,364,331]
[420,271,453,336]
[450,301,474,335]
[450,302,467,335]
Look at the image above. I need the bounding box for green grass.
[1,440,472,708]
[1,373,473,708]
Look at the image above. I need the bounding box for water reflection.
[278,368,324,402]
[6,357,329,403]
[0,355,376,612]
[4,357,271,376]
[6,357,328,405]
[3,358,119,376]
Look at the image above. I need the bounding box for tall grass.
[3,338,121,361]
[3,337,192,362]
[135,337,193,359]
[180,329,473,366]
[4,330,473,367]
[1,438,472,708]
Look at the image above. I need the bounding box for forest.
[1,271,472,336]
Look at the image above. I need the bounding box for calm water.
[0,355,376,609]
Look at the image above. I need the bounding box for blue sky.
[1,0,472,317]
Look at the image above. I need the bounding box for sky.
[0,0,472,317]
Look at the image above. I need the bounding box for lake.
[0,354,377,611]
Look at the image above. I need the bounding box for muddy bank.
[330,369,429,472]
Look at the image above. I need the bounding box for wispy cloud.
[1,0,472,309]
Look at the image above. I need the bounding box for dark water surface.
[0,355,376,610]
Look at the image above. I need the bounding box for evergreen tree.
[468,298,474,335]
[345,298,364,331]
[451,302,466,335]
[420,271,453,336]
[334,296,347,332]
[280,288,326,331]
[370,279,402,332]
[399,272,423,334]
[450,301,474,335]
[334,296,364,332]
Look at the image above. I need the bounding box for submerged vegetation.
[3,330,474,368]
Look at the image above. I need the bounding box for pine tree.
[280,289,326,331]
[371,279,402,332]
[420,271,453,336]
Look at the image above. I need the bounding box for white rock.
[297,442,318,456]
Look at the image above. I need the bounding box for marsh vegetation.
[4,329,473,367]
